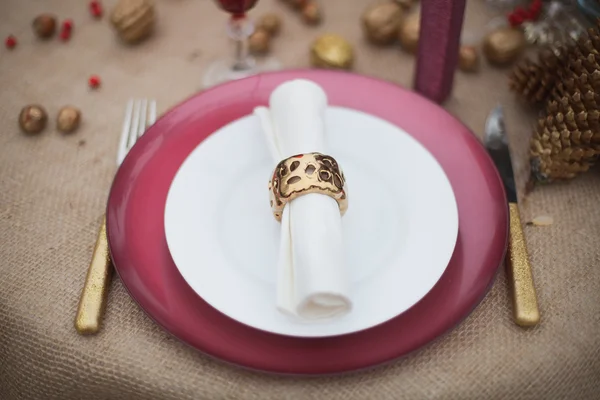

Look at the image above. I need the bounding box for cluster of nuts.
[7,2,104,49]
[249,13,282,55]
[279,0,322,26]
[19,105,81,135]
[360,1,525,73]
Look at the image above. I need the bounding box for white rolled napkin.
[253,79,352,321]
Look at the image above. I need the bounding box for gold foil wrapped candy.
[302,2,322,26]
[19,105,48,134]
[57,106,82,133]
[110,0,156,44]
[257,13,282,36]
[483,27,526,66]
[310,34,354,70]
[398,12,420,54]
[249,28,271,55]
[459,45,480,72]
[361,2,404,45]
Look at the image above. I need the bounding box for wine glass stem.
[228,16,254,72]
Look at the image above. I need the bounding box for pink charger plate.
[106,69,508,375]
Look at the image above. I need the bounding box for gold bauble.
[110,0,156,44]
[458,45,480,72]
[19,105,48,134]
[483,27,526,66]
[257,13,282,36]
[249,28,271,55]
[57,106,81,134]
[302,2,322,25]
[310,34,354,70]
[32,14,57,39]
[361,2,403,45]
[398,12,420,54]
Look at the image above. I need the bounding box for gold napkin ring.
[269,152,348,222]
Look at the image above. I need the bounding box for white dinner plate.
[164,106,458,337]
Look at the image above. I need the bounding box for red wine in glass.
[203,0,280,87]
[216,0,259,16]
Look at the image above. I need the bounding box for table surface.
[1,0,599,399]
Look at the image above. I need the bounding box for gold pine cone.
[361,2,404,45]
[110,0,156,44]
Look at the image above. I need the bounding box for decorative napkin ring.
[269,152,348,221]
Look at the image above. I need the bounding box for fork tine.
[148,100,157,126]
[116,99,134,165]
[128,100,141,151]
[137,99,148,139]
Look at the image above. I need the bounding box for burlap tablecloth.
[1,0,599,398]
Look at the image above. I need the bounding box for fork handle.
[75,215,113,335]
[507,202,540,327]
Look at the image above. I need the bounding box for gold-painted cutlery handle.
[75,215,113,335]
[507,202,540,327]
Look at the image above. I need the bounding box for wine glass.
[203,0,281,88]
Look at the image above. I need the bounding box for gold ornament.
[458,45,480,72]
[398,12,420,54]
[361,2,404,45]
[310,34,354,70]
[483,27,526,66]
[57,106,81,134]
[302,2,322,26]
[249,28,271,55]
[32,14,57,39]
[269,153,348,222]
[19,105,47,134]
[257,13,282,36]
[110,0,156,44]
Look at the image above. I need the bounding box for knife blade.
[484,105,540,327]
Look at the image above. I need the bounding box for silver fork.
[75,99,157,335]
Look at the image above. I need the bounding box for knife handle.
[75,215,113,335]
[507,202,540,327]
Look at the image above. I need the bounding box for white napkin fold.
[253,79,352,321]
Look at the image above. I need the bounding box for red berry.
[5,35,17,49]
[62,19,73,31]
[514,6,527,17]
[508,13,521,27]
[60,30,71,41]
[88,75,101,89]
[90,1,103,18]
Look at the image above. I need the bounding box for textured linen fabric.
[1,0,599,399]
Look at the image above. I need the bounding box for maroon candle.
[414,0,467,103]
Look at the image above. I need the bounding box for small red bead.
[62,19,74,31]
[88,75,101,89]
[5,35,17,49]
